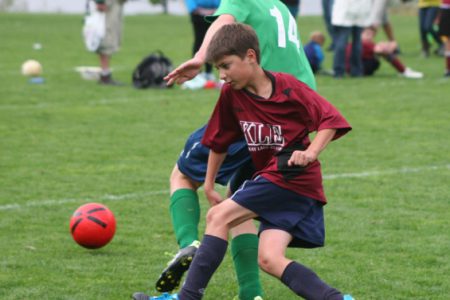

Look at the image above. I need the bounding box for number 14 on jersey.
[270,5,300,49]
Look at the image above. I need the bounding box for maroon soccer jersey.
[202,72,351,203]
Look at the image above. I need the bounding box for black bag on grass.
[132,51,173,89]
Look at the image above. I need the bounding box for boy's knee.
[258,251,276,274]
[170,165,201,191]
[206,206,225,228]
[170,165,185,183]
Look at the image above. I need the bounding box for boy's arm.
[288,128,336,167]
[204,150,227,206]
[164,14,236,86]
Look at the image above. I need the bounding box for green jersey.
[206,0,316,90]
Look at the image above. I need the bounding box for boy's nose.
[219,71,226,81]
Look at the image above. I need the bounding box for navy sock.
[178,235,228,300]
[280,261,343,300]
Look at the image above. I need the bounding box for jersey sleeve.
[201,88,243,153]
[293,81,352,140]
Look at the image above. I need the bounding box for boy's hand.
[287,150,318,167]
[164,57,204,86]
[204,187,223,206]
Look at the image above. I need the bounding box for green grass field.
[0,12,449,300]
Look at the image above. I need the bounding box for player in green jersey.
[167,0,315,90]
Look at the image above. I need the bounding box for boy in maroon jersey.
[151,23,354,300]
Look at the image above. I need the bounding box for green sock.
[170,189,200,249]
[231,234,264,300]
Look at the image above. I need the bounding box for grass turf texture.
[0,12,449,300]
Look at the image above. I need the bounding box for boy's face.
[361,29,375,42]
[214,50,256,90]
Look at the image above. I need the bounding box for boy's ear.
[246,48,257,62]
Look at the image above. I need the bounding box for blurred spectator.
[304,31,326,73]
[346,28,423,78]
[331,0,372,78]
[321,0,335,51]
[281,0,301,19]
[368,0,398,45]
[182,0,220,89]
[95,0,127,85]
[418,0,443,57]
[438,0,450,76]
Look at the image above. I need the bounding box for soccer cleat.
[132,292,178,300]
[155,241,200,292]
[181,74,206,90]
[202,72,216,82]
[401,67,423,79]
[233,296,264,300]
[343,294,355,300]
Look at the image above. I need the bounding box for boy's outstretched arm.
[288,129,337,167]
[164,14,236,86]
[204,150,227,206]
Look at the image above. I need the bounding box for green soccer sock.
[170,189,200,249]
[231,233,264,300]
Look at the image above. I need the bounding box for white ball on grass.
[21,60,43,77]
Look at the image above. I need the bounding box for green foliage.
[0,13,449,299]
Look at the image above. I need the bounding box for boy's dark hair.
[206,23,261,64]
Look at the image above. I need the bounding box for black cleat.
[155,241,200,292]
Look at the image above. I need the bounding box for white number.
[270,6,286,47]
[269,6,300,49]
[287,13,300,48]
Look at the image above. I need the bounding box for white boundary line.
[323,164,449,179]
[0,164,448,211]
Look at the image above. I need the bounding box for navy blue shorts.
[231,176,325,248]
[177,125,251,185]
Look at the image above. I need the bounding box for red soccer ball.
[70,203,116,249]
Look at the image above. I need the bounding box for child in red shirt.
[346,28,424,78]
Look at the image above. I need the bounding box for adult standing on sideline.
[182,0,220,89]
[331,0,372,78]
[418,0,443,57]
[281,0,301,19]
[321,0,335,51]
[94,0,127,85]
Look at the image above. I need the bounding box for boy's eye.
[216,62,230,70]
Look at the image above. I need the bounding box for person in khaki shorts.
[94,0,126,85]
